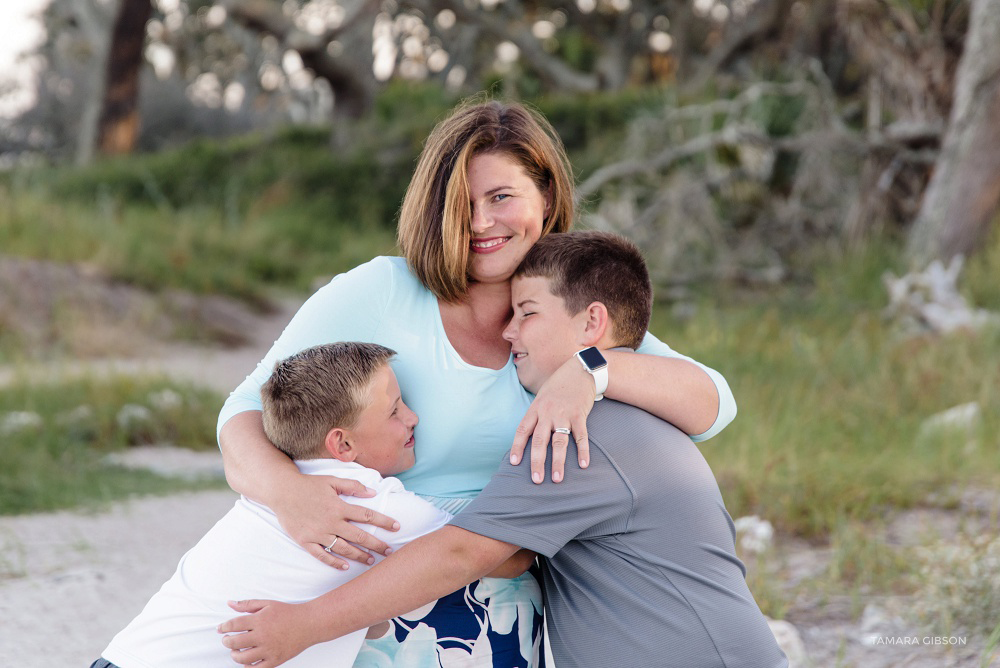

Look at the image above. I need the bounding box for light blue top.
[218,256,737,499]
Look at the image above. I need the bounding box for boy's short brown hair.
[514,231,652,349]
[261,342,396,460]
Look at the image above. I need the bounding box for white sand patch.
[0,490,238,666]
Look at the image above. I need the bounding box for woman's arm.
[510,340,735,484]
[218,258,402,566]
[220,411,400,568]
[604,350,721,435]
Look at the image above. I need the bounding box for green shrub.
[0,375,224,515]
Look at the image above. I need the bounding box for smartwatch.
[575,347,609,401]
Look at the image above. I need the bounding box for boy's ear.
[323,428,357,463]
[579,301,610,346]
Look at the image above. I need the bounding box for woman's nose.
[471,204,492,234]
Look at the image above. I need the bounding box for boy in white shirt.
[92,342,531,668]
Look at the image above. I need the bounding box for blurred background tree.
[2,0,998,275]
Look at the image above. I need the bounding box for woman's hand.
[220,599,317,667]
[510,356,595,484]
[271,473,400,570]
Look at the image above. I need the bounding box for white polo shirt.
[102,459,452,668]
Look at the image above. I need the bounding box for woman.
[218,98,736,666]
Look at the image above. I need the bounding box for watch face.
[577,346,608,370]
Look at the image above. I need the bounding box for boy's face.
[503,275,588,394]
[347,365,418,476]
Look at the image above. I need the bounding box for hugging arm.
[217,259,403,567]
[512,333,736,483]
[219,527,520,668]
[487,548,537,578]
[219,412,399,568]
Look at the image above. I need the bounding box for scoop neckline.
[430,294,515,375]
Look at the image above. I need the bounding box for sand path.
[0,296,300,666]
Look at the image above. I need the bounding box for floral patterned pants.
[352,566,545,668]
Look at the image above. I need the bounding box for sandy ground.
[0,292,296,666]
[0,487,239,666]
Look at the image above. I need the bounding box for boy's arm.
[486,548,537,578]
[219,526,519,668]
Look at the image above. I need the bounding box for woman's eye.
[494,193,510,202]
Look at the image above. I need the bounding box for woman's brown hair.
[397,98,575,301]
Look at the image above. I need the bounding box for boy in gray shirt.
[219,232,787,668]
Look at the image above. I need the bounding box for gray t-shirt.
[450,400,787,668]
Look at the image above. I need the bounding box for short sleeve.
[636,330,737,442]
[217,257,396,439]
[368,483,454,553]
[449,444,632,558]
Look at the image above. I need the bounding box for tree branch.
[398,0,600,92]
[221,0,378,118]
[577,73,940,202]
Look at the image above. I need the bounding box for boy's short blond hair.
[261,342,396,460]
[513,231,652,349]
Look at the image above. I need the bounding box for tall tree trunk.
[97,0,152,156]
[74,0,115,165]
[908,0,1000,265]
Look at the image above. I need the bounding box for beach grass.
[0,181,397,305]
[651,240,1000,539]
[0,374,226,515]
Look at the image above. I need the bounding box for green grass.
[0,375,226,515]
[0,181,397,304]
[651,240,1000,539]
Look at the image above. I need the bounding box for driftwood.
[882,256,998,334]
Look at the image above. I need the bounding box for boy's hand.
[272,474,401,570]
[219,599,319,667]
[510,357,593,483]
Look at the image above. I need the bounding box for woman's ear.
[324,428,357,463]
[579,301,610,346]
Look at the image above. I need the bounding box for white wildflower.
[56,405,95,427]
[116,404,153,430]
[148,389,183,412]
[735,515,774,554]
[0,411,44,436]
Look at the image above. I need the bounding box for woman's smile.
[466,152,549,283]
[470,236,512,253]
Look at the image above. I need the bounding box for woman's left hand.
[510,357,595,483]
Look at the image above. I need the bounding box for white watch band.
[591,365,608,401]
[576,348,609,401]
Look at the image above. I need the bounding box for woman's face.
[466,151,550,286]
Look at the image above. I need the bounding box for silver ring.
[553,427,571,435]
[324,536,339,553]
